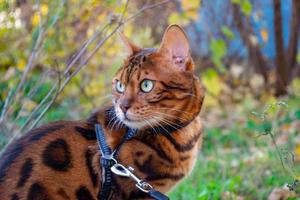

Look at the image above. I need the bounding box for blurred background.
[0,0,299,199]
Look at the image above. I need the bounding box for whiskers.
[140,116,159,135]
[154,113,185,131]
[142,111,188,136]
[107,108,125,132]
[155,109,191,121]
[106,106,189,136]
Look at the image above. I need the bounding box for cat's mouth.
[114,106,162,129]
[122,117,160,130]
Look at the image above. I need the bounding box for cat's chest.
[113,117,203,194]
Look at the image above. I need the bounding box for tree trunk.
[232,4,269,82]
[287,0,300,79]
[273,0,288,96]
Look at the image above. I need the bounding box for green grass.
[169,135,299,199]
[169,96,300,199]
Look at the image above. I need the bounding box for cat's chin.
[114,107,161,130]
[122,119,150,130]
[122,117,160,130]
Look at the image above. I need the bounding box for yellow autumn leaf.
[97,12,107,22]
[23,99,37,112]
[41,4,48,16]
[85,77,105,97]
[201,70,223,96]
[185,9,199,20]
[124,25,133,37]
[17,59,26,71]
[31,13,40,26]
[290,78,300,93]
[182,0,200,11]
[81,9,90,21]
[87,27,95,37]
[182,0,200,20]
[260,29,268,43]
[47,28,55,36]
[107,45,118,56]
[203,94,218,107]
[114,3,127,14]
[295,144,300,157]
[56,50,66,58]
[168,12,189,26]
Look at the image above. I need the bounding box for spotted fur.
[0,25,204,200]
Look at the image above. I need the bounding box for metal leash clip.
[111,163,169,200]
[111,163,153,193]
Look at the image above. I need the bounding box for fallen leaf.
[268,187,296,200]
[261,28,268,43]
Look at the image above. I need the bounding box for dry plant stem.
[3,69,62,150]
[17,4,126,132]
[19,0,172,132]
[63,23,111,76]
[28,26,118,130]
[268,130,287,173]
[0,0,66,123]
[13,70,51,123]
[17,24,112,134]
[16,1,128,132]
[17,24,113,133]
[264,103,295,178]
[0,0,173,155]
[19,19,116,129]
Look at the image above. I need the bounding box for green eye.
[116,80,125,93]
[140,79,155,93]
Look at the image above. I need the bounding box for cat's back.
[0,120,100,200]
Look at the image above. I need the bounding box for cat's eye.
[140,79,155,93]
[116,80,125,93]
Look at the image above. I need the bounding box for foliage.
[209,39,227,73]
[168,0,201,26]
[231,0,252,16]
[170,93,300,199]
[0,0,172,136]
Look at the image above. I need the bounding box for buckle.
[101,155,116,168]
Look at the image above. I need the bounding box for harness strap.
[96,124,139,200]
[112,128,137,157]
[95,124,115,200]
[95,123,170,200]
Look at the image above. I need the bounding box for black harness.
[95,122,188,200]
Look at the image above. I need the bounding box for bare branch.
[0,0,66,122]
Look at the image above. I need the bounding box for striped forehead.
[120,48,156,84]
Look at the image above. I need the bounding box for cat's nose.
[120,102,131,114]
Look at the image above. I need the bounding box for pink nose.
[120,103,130,114]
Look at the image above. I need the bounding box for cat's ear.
[118,32,141,56]
[158,25,193,71]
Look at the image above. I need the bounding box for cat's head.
[112,25,204,130]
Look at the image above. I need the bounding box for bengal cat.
[0,25,204,200]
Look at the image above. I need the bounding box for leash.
[95,124,169,200]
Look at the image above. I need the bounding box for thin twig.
[28,64,63,130]
[20,0,172,131]
[64,23,111,76]
[0,0,173,147]
[13,69,51,123]
[0,0,66,122]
